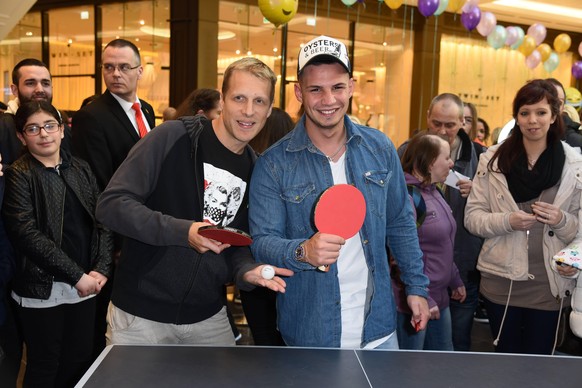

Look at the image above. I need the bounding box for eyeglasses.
[101,63,140,74]
[23,121,61,136]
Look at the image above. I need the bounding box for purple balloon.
[461,5,482,31]
[418,0,439,18]
[573,61,582,80]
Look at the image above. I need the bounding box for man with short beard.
[0,58,72,165]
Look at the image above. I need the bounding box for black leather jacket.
[2,151,113,299]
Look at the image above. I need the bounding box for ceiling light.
[25,31,33,36]
[491,0,582,19]
[218,31,236,40]
[80,11,89,20]
[139,20,145,26]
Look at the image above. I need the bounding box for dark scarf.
[506,140,565,203]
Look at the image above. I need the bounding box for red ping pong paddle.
[313,184,366,271]
[198,225,253,246]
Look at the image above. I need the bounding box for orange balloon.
[384,0,403,10]
[537,43,552,62]
[518,35,536,57]
[554,33,571,54]
[446,0,464,13]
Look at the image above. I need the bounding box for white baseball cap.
[297,35,351,75]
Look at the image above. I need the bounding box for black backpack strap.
[178,114,206,159]
[406,184,426,228]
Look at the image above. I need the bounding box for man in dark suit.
[73,38,155,190]
[72,39,155,359]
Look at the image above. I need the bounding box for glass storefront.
[99,1,170,117]
[0,0,169,119]
[439,34,574,134]
[0,1,579,143]
[217,1,413,144]
[0,12,42,103]
[48,6,96,111]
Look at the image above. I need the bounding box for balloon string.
[430,16,438,98]
[412,8,424,130]
[409,5,414,50]
[327,0,331,35]
[313,0,318,33]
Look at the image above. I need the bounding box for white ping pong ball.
[261,265,275,280]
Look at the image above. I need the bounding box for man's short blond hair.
[222,57,277,103]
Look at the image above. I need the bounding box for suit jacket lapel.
[140,100,156,129]
[103,90,140,142]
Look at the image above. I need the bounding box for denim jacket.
[249,116,429,348]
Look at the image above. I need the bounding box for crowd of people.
[0,34,582,386]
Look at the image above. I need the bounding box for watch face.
[295,244,305,261]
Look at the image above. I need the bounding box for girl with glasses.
[2,101,113,386]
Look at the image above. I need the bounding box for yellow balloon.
[384,0,403,10]
[446,0,464,13]
[554,33,572,54]
[518,35,536,57]
[258,0,298,27]
[537,43,552,62]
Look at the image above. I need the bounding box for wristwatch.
[294,242,307,263]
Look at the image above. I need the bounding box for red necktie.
[132,102,148,138]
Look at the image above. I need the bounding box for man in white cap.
[249,35,429,348]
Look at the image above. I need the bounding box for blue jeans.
[450,275,479,351]
[396,308,453,350]
[373,332,399,350]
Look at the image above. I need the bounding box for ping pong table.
[76,344,581,387]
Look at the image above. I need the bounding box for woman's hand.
[509,210,537,231]
[531,201,563,226]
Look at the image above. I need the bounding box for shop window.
[101,0,170,122]
[218,1,413,145]
[48,6,95,112]
[439,34,574,134]
[0,12,41,104]
[218,1,283,107]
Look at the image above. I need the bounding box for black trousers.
[17,297,96,388]
[484,297,560,355]
[240,287,284,346]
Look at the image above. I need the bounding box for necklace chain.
[326,142,346,162]
[325,125,347,162]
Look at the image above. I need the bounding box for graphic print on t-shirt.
[203,162,246,226]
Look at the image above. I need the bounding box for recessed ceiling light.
[80,11,89,20]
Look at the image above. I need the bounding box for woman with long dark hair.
[465,79,582,354]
